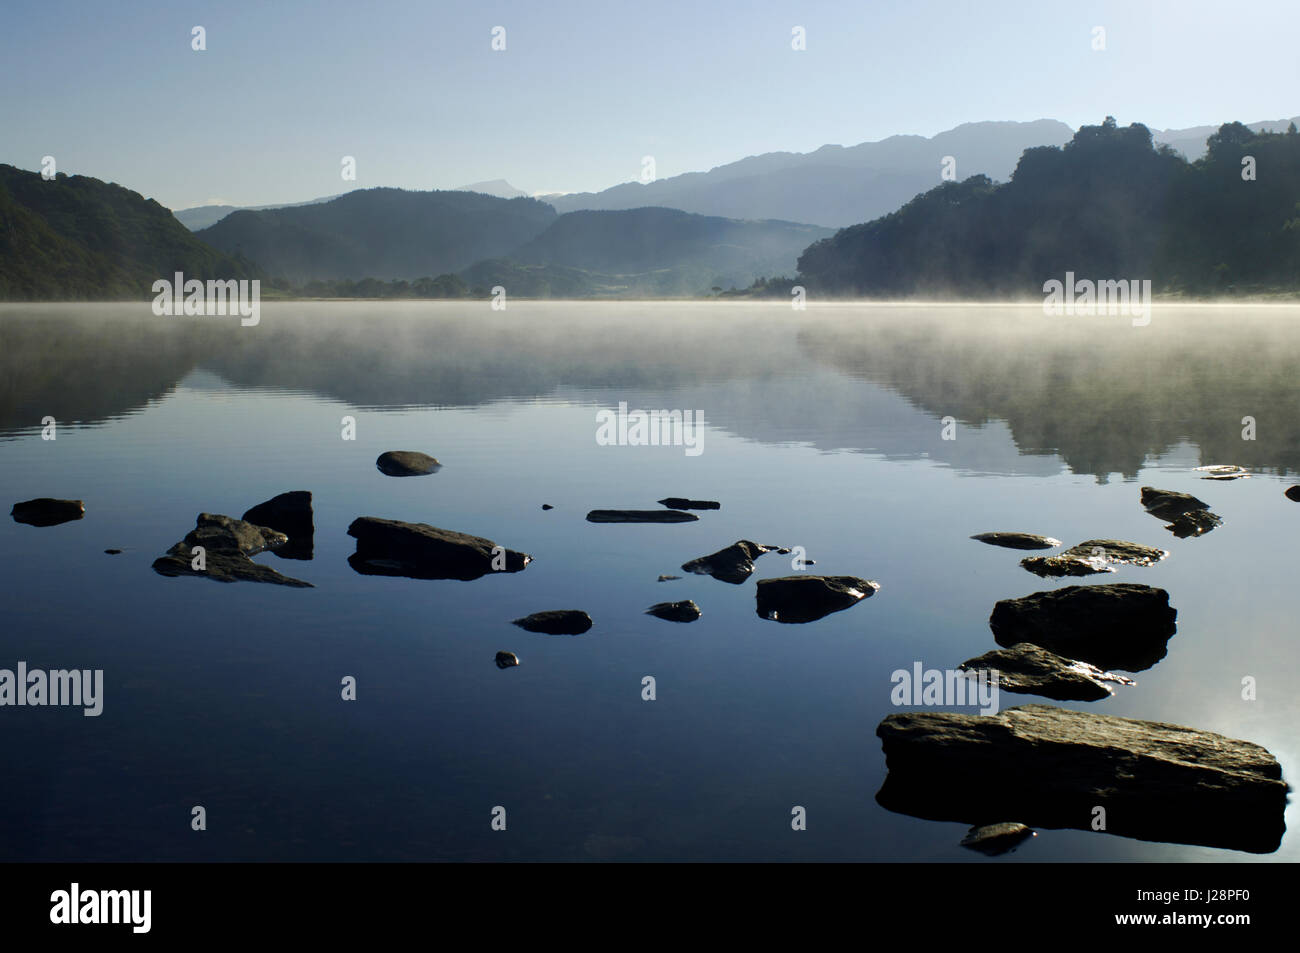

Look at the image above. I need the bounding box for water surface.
[1,301,1296,861]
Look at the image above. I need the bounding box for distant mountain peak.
[455,179,528,199]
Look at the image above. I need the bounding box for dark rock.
[242,490,314,560]
[1141,486,1221,536]
[960,822,1036,856]
[681,540,775,584]
[970,532,1061,550]
[756,575,880,623]
[1019,554,1112,578]
[104,549,123,555]
[646,600,701,623]
[347,517,530,581]
[1286,485,1300,502]
[11,498,84,527]
[586,509,697,523]
[989,583,1176,672]
[495,651,519,669]
[152,513,312,587]
[512,610,592,635]
[657,497,721,510]
[541,504,554,510]
[657,574,681,582]
[959,643,1135,702]
[1140,486,1210,520]
[876,704,1287,853]
[1166,509,1223,538]
[375,450,441,476]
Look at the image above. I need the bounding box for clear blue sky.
[3,0,1298,210]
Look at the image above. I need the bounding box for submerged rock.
[152,513,312,587]
[756,575,879,623]
[1195,464,1250,480]
[989,583,1176,672]
[1166,509,1223,538]
[646,600,701,623]
[347,517,530,580]
[242,490,314,560]
[658,497,721,510]
[681,540,776,584]
[11,498,84,527]
[875,704,1287,853]
[959,643,1135,702]
[495,651,519,669]
[970,532,1061,550]
[512,610,592,635]
[960,822,1037,856]
[586,509,698,523]
[375,450,441,476]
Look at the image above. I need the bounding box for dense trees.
[0,165,257,300]
[797,119,1300,297]
[295,274,471,298]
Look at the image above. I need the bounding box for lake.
[1,300,1297,862]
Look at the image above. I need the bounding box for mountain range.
[171,115,1300,233]
[5,114,1298,301]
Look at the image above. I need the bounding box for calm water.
[1,300,1297,862]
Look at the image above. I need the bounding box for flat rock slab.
[658,497,720,510]
[681,539,776,584]
[512,610,592,635]
[1195,464,1250,480]
[989,583,1176,672]
[347,517,530,580]
[959,643,1134,702]
[756,575,880,624]
[1064,539,1168,566]
[587,509,698,523]
[875,704,1287,853]
[1022,539,1168,578]
[242,490,314,560]
[971,532,1062,550]
[11,498,84,527]
[960,822,1036,856]
[1020,554,1112,578]
[152,513,311,587]
[376,450,441,476]
[646,600,701,623]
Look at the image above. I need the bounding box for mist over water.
[1,301,1296,861]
